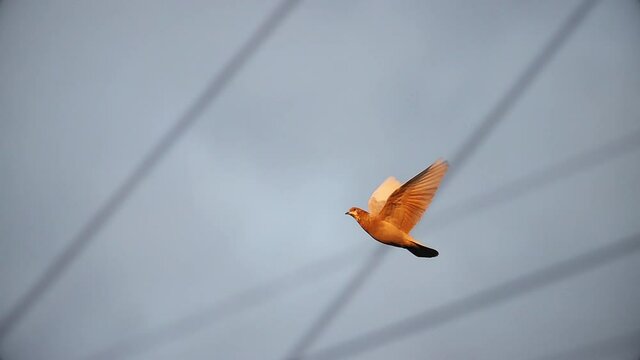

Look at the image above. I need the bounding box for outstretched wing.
[368,176,401,215]
[378,159,448,233]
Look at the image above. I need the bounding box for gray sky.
[1,0,640,359]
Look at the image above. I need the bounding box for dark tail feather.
[407,243,439,258]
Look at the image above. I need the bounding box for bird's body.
[350,212,413,248]
[346,159,448,258]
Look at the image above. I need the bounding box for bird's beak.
[345,211,349,215]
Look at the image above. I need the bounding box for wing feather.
[377,159,448,232]
[368,176,401,215]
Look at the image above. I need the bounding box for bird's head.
[345,207,367,221]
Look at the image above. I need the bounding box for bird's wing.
[378,159,448,232]
[368,176,402,215]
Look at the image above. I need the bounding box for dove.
[345,159,448,258]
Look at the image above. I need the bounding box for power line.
[0,0,302,343]
[81,126,640,360]
[428,128,640,230]
[284,0,600,357]
[305,233,640,359]
[443,0,599,180]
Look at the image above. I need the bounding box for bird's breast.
[361,219,410,247]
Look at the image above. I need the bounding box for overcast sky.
[1,0,640,359]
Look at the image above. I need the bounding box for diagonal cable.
[306,233,640,359]
[284,0,600,357]
[0,0,302,343]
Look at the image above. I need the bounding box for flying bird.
[346,159,448,258]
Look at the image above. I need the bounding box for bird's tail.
[407,241,439,258]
